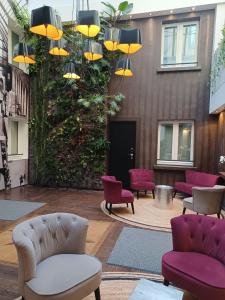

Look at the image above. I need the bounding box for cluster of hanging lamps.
[63,62,80,79]
[12,1,143,78]
[75,10,100,37]
[12,42,36,64]
[115,58,133,77]
[49,39,69,56]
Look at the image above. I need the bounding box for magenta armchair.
[101,176,134,214]
[162,215,225,300]
[129,169,155,199]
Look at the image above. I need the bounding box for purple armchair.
[129,169,155,199]
[162,215,225,300]
[101,176,134,214]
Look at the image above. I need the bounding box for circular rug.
[100,197,194,231]
[84,271,162,299]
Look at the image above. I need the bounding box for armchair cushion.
[26,254,102,296]
[162,251,225,289]
[121,189,134,203]
[131,182,155,191]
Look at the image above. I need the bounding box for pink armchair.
[129,169,155,199]
[101,176,134,214]
[162,215,225,300]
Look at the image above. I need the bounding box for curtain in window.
[182,24,197,64]
[160,124,173,160]
[178,123,192,161]
[163,26,177,65]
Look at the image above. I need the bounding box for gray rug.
[107,227,172,274]
[0,200,45,220]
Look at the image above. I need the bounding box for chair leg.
[145,190,147,196]
[94,287,101,300]
[109,203,112,215]
[131,202,135,214]
[126,203,128,207]
[182,207,186,215]
[163,279,169,286]
[105,202,108,210]
[217,213,221,219]
[137,191,139,199]
[152,190,155,199]
[173,191,177,198]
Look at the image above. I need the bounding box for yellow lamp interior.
[13,55,36,64]
[75,25,100,37]
[104,40,118,51]
[63,73,80,79]
[115,68,133,77]
[30,24,62,40]
[49,47,69,56]
[117,43,143,54]
[84,52,103,61]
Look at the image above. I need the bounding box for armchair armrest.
[171,215,193,252]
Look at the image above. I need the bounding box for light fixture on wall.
[13,43,36,64]
[49,39,70,56]
[63,61,80,79]
[117,28,143,54]
[30,6,63,40]
[84,40,103,61]
[115,58,133,77]
[75,10,100,37]
[104,27,120,51]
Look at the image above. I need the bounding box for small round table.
[154,185,174,209]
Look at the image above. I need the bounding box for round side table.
[154,185,174,209]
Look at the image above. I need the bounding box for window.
[11,31,19,67]
[157,121,194,166]
[10,121,18,155]
[161,21,199,68]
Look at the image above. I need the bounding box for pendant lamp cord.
[87,0,89,10]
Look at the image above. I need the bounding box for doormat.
[107,227,172,274]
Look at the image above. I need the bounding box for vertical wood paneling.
[109,9,219,185]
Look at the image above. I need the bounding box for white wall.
[28,0,225,21]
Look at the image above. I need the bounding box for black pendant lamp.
[13,43,36,64]
[104,28,120,51]
[84,40,103,61]
[63,62,80,79]
[115,58,133,77]
[49,39,69,56]
[30,6,63,40]
[117,28,143,54]
[75,10,100,37]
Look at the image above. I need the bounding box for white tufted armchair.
[12,213,102,300]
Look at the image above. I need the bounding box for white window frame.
[7,117,28,161]
[157,121,194,166]
[161,21,199,68]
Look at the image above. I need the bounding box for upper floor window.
[157,121,194,166]
[11,31,19,67]
[161,21,199,68]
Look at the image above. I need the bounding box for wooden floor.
[0,185,148,300]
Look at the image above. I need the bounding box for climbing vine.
[210,26,225,94]
[12,1,132,188]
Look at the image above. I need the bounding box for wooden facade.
[108,8,220,185]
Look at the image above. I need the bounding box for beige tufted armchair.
[12,213,102,300]
[183,185,225,218]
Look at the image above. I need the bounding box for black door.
[109,121,136,188]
